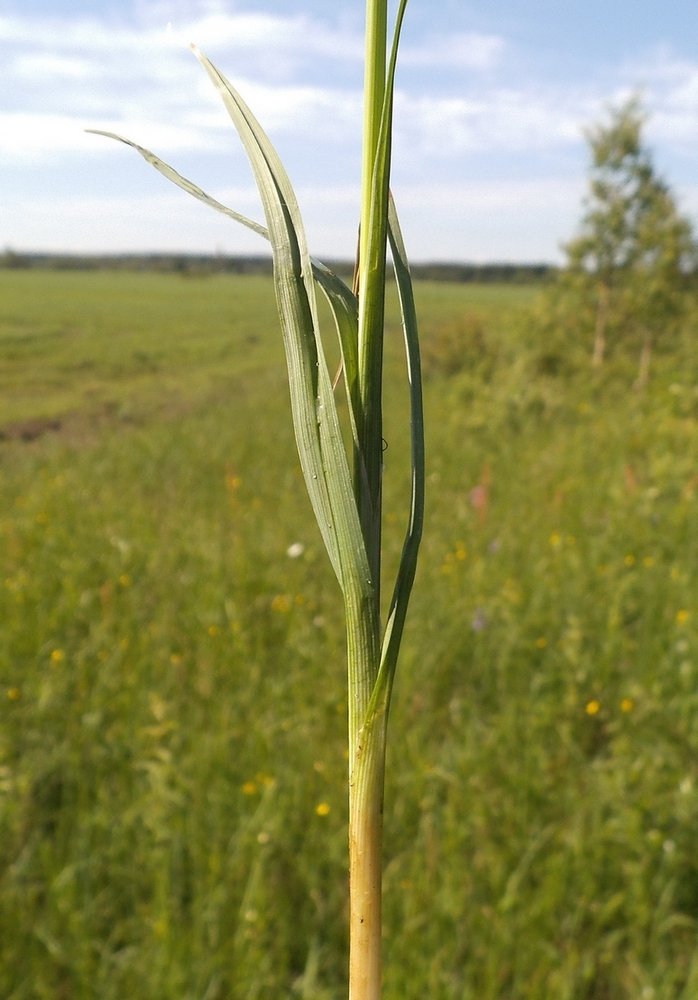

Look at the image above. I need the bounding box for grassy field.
[3,270,698,999]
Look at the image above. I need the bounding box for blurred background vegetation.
[3,100,698,999]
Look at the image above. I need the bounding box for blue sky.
[3,0,698,261]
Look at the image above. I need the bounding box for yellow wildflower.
[677,610,690,625]
[620,698,634,713]
[585,700,600,716]
[316,802,331,816]
[50,649,65,664]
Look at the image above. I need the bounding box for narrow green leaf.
[91,105,363,591]
[86,129,364,503]
[190,47,381,745]
[189,52,351,573]
[364,194,424,723]
[85,130,268,240]
[311,261,361,449]
[89,52,383,749]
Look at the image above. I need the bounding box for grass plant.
[88,3,422,996]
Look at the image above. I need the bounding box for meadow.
[3,269,698,999]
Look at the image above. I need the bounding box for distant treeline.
[0,251,557,284]
[407,262,555,284]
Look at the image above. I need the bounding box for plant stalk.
[349,3,391,999]
[349,716,387,1000]
[89,17,421,1000]
[356,0,389,596]
[359,1,387,287]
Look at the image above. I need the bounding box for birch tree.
[564,97,696,381]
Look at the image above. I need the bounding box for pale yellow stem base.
[349,807,383,1000]
[348,729,386,1000]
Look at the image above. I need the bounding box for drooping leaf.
[85,130,268,240]
[90,65,374,666]
[190,48,381,741]
[86,129,362,462]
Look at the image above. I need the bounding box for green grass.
[3,270,698,999]
[0,272,285,425]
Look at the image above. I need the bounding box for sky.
[3,0,698,262]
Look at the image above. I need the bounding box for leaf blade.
[190,48,381,743]
[87,127,364,505]
[365,194,424,722]
[85,129,269,240]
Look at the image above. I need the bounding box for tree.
[564,97,697,383]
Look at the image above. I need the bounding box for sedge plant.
[89,2,424,997]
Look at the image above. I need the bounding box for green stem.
[356,0,389,600]
[360,1,387,283]
[349,6,393,999]
[351,6,415,998]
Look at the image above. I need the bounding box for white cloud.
[401,32,504,70]
[393,178,582,212]
[391,179,585,262]
[0,114,98,159]
[0,179,585,261]
[4,7,698,258]
[13,54,93,80]
[4,9,698,163]
[0,10,594,164]
[0,10,363,67]
[392,89,592,155]
[221,79,361,139]
[0,14,161,52]
[611,49,698,146]
[0,189,266,254]
[0,113,224,162]
[168,11,364,61]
